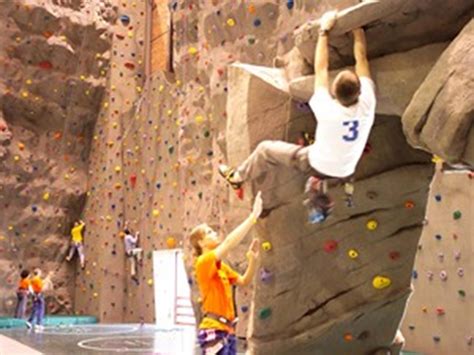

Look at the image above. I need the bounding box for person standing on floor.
[26,268,53,331]
[66,219,86,269]
[190,192,262,355]
[14,269,30,319]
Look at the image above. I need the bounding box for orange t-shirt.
[30,276,43,294]
[18,278,30,290]
[195,250,240,333]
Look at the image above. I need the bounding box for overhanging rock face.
[402,19,474,167]
[293,0,474,70]
[226,64,433,355]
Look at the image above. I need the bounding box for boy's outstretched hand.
[246,238,260,260]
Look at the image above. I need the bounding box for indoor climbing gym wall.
[0,0,116,317]
[402,165,474,354]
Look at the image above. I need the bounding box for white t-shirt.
[308,77,376,178]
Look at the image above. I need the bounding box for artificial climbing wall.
[0,0,115,317]
[402,167,474,354]
[74,0,360,323]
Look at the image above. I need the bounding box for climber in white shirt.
[219,11,376,219]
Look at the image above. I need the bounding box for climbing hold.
[437,252,444,262]
[166,237,176,249]
[226,18,236,27]
[439,270,448,280]
[38,60,53,70]
[435,234,442,241]
[248,4,256,14]
[412,270,418,279]
[427,271,434,281]
[152,209,160,217]
[457,268,464,277]
[260,268,273,283]
[458,289,466,297]
[241,306,249,313]
[366,219,378,231]
[404,200,415,209]
[435,194,442,202]
[188,47,198,55]
[262,241,272,251]
[323,240,338,253]
[124,62,136,70]
[114,165,121,173]
[254,18,262,27]
[43,192,50,201]
[454,251,461,261]
[287,0,295,10]
[372,276,391,290]
[408,325,415,330]
[235,187,244,200]
[147,279,153,286]
[453,210,462,220]
[422,306,428,313]
[120,15,130,25]
[130,174,137,188]
[435,307,445,316]
[433,335,441,342]
[467,336,473,346]
[389,251,400,261]
[348,249,359,259]
[31,205,37,212]
[343,333,353,342]
[259,307,272,320]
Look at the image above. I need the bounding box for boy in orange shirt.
[190,192,262,355]
[14,269,30,319]
[26,268,53,331]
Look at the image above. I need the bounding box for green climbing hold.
[259,307,272,320]
[453,210,462,220]
[458,289,466,297]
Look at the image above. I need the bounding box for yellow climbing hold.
[114,166,121,173]
[152,209,160,217]
[14,155,20,162]
[195,115,204,124]
[188,47,198,55]
[147,279,153,286]
[262,241,272,251]
[227,18,236,26]
[348,249,359,259]
[372,275,391,290]
[21,91,29,98]
[93,292,98,298]
[366,219,378,231]
[43,192,50,201]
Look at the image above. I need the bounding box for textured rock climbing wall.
[401,166,474,354]
[0,0,114,316]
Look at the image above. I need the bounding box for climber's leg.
[77,243,85,269]
[219,141,318,187]
[66,244,76,262]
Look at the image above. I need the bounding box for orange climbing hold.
[166,237,176,249]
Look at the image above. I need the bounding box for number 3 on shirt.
[342,120,359,142]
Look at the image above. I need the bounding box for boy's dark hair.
[124,229,130,235]
[334,70,361,107]
[20,270,30,279]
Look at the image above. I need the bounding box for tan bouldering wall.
[402,166,474,354]
[0,0,115,316]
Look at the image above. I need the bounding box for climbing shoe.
[218,164,243,190]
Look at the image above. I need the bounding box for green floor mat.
[0,315,97,329]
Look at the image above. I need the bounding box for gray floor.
[0,324,199,354]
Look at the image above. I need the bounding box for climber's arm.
[215,192,262,260]
[236,239,259,286]
[353,28,371,78]
[314,11,337,89]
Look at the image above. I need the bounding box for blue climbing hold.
[412,270,418,279]
[254,18,262,27]
[120,15,130,26]
[435,194,442,202]
[287,0,295,10]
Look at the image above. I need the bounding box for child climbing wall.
[402,164,474,354]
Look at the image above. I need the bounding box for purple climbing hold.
[254,18,262,27]
[260,268,273,283]
[435,194,442,202]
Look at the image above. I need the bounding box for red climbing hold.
[323,240,338,253]
[235,187,244,200]
[436,307,445,316]
[38,61,53,70]
[130,174,137,188]
[389,251,400,260]
[124,62,136,70]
